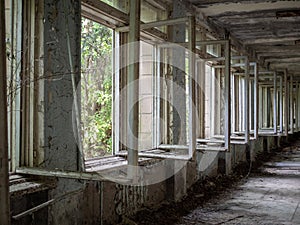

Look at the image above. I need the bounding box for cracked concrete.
[177,142,300,225]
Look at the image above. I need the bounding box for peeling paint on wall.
[114,184,147,216]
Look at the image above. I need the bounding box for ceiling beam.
[258,52,300,58]
[225,21,300,31]
[269,62,300,68]
[265,57,300,63]
[244,36,300,45]
[192,0,279,7]
[217,16,300,25]
[253,45,300,52]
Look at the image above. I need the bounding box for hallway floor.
[177,142,300,225]
[131,138,300,225]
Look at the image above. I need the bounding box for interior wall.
[8,1,300,225]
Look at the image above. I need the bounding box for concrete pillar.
[44,0,81,171]
[171,0,186,145]
[244,57,249,143]
[279,75,283,133]
[273,72,277,133]
[224,40,231,149]
[290,74,294,133]
[218,151,232,175]
[196,28,206,139]
[267,88,271,128]
[284,69,288,136]
[254,63,259,139]
[166,0,187,201]
[127,0,140,172]
[43,1,86,225]
[258,86,263,129]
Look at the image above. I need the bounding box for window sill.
[85,155,157,172]
[9,174,56,198]
[116,150,192,160]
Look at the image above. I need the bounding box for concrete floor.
[177,143,300,225]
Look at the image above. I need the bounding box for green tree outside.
[81,17,113,158]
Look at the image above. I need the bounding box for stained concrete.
[177,141,300,225]
[44,0,81,170]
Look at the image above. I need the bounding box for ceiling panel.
[189,0,300,73]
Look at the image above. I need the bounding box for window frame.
[6,0,44,173]
[114,16,196,160]
[196,40,231,151]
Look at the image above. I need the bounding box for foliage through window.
[81,17,113,158]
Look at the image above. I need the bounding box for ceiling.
[190,0,300,75]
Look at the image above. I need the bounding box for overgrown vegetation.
[81,17,113,158]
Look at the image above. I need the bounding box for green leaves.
[81,17,113,158]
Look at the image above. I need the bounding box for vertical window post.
[254,63,259,139]
[224,40,231,150]
[298,82,300,130]
[244,57,249,143]
[188,16,196,158]
[0,0,10,223]
[127,0,140,168]
[295,82,298,131]
[279,75,283,133]
[273,72,277,134]
[284,69,288,136]
[290,74,293,133]
[258,84,263,130]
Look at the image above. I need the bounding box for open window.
[81,17,114,159]
[258,71,283,135]
[81,0,170,162]
[114,17,196,160]
[230,58,259,143]
[288,74,300,133]
[196,40,231,151]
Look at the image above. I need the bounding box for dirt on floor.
[124,137,299,225]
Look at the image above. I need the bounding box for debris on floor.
[130,140,300,225]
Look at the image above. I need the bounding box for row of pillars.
[259,71,300,135]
